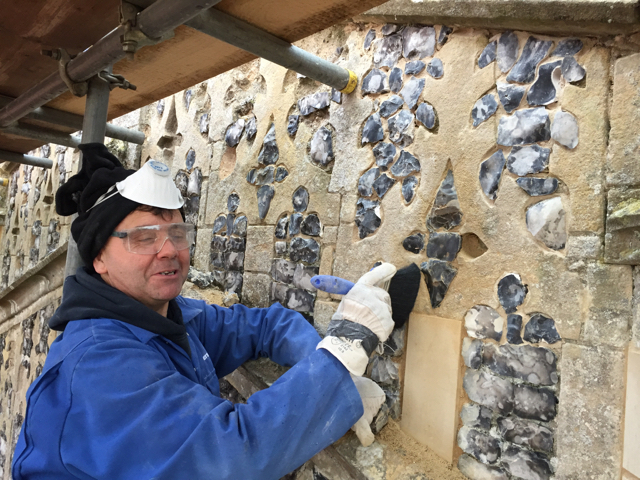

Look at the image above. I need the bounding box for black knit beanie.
[55,143,140,266]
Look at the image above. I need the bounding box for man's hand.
[350,375,386,447]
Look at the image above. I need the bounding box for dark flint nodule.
[310,127,334,167]
[497,273,527,313]
[364,29,376,50]
[457,427,501,465]
[506,314,524,344]
[478,40,497,69]
[438,26,453,45]
[373,173,396,199]
[506,144,550,176]
[362,69,389,95]
[527,60,562,106]
[561,56,586,83]
[426,58,444,78]
[402,233,425,253]
[391,150,421,177]
[355,198,381,239]
[402,26,436,60]
[358,168,381,197]
[400,76,425,110]
[225,119,246,147]
[402,176,418,203]
[245,116,257,140]
[479,150,506,201]
[497,83,526,114]
[514,385,557,422]
[271,282,288,304]
[184,196,200,224]
[292,186,309,213]
[507,36,553,84]
[361,113,384,145]
[370,356,399,387]
[275,166,289,182]
[275,216,288,239]
[175,170,188,196]
[293,263,317,294]
[497,416,554,453]
[225,271,243,294]
[389,67,403,93]
[503,446,553,480]
[246,169,257,185]
[460,404,492,430]
[289,212,303,236]
[551,38,583,57]
[227,193,240,213]
[421,259,458,308]
[298,91,331,116]
[524,313,562,344]
[233,216,247,237]
[211,235,228,252]
[225,251,245,271]
[301,214,322,236]
[388,110,415,146]
[497,31,519,73]
[156,99,165,116]
[212,215,227,235]
[271,258,296,284]
[483,343,558,386]
[188,168,202,196]
[426,232,461,261]
[274,241,287,257]
[373,142,396,170]
[516,177,558,196]
[373,34,403,69]
[258,123,279,165]
[256,185,275,219]
[405,60,426,76]
[199,114,209,134]
[185,148,196,170]
[427,170,463,231]
[184,89,193,110]
[285,288,315,313]
[379,95,404,118]
[497,108,551,146]
[382,24,402,35]
[287,115,300,136]
[289,237,321,264]
[472,94,498,127]
[331,88,342,104]
[226,214,235,238]
[255,166,275,185]
[416,103,436,130]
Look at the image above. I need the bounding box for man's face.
[93,209,190,316]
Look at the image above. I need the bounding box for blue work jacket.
[12,297,363,479]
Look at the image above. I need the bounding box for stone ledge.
[357,0,640,35]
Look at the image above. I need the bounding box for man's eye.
[131,234,156,244]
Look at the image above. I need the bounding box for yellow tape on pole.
[340,70,358,94]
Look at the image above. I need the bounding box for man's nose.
[156,235,179,257]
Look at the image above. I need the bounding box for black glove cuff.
[326,319,378,357]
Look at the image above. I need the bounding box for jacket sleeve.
[61,338,363,480]
[189,300,323,377]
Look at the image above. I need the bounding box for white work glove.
[350,375,386,447]
[318,263,396,376]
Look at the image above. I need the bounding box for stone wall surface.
[0,7,639,480]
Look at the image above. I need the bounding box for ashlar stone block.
[623,347,640,478]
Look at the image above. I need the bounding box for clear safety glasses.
[111,223,196,255]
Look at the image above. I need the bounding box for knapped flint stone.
[506,145,550,176]
[228,235,245,252]
[464,306,502,343]
[402,26,436,60]
[225,251,245,271]
[293,264,320,291]
[384,326,406,357]
[212,215,227,235]
[361,113,384,145]
[391,150,421,177]
[516,177,558,196]
[298,91,331,116]
[561,56,586,83]
[526,197,567,250]
[402,232,425,254]
[211,251,225,269]
[274,241,287,257]
[255,166,275,185]
[389,67,403,93]
[427,170,463,231]
[497,83,526,113]
[462,337,483,369]
[156,99,165,116]
[373,173,396,199]
[258,123,279,165]
[497,416,554,453]
[426,58,444,78]
[355,198,381,239]
[301,214,322,236]
[472,94,499,127]
[503,445,552,480]
[289,212,303,236]
[405,60,426,76]
[225,119,246,147]
[275,166,289,182]
[388,110,415,147]
[245,115,257,140]
[285,288,315,313]
[224,271,243,294]
[310,126,334,167]
[524,313,562,344]
[373,34,403,69]
[211,235,228,253]
[362,69,389,95]
[184,89,193,110]
[400,76,425,110]
[364,28,376,50]
[227,193,240,213]
[373,142,396,169]
[289,237,320,264]
[331,88,342,104]
[438,25,453,45]
[402,175,419,204]
[246,169,257,185]
[226,214,235,238]
[497,31,519,73]
[420,259,457,308]
[457,426,501,464]
[184,196,200,224]
[187,168,202,196]
[551,38,583,57]
[275,216,288,239]
[498,273,527,313]
[358,167,381,197]
[199,113,209,134]
[461,403,493,430]
[233,216,247,237]
[416,102,436,129]
[185,148,196,170]
[478,40,497,69]
[507,314,524,344]
[514,385,557,421]
[271,282,288,304]
[287,115,300,136]
[292,186,310,213]
[458,454,509,480]
[271,258,296,283]
[427,231,461,261]
[463,370,514,414]
[480,150,506,201]
[527,60,562,106]
[175,170,188,196]
[483,343,558,386]
[551,110,579,149]
[507,37,553,84]
[370,355,400,387]
[256,185,275,219]
[497,108,551,146]
[382,24,402,36]
[379,95,403,118]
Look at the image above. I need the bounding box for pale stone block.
[241,273,272,308]
[623,469,640,480]
[313,300,338,336]
[401,313,463,464]
[634,266,640,348]
[623,346,640,478]
[243,226,273,273]
[192,226,212,272]
[317,245,334,300]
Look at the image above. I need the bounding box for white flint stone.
[526,197,567,250]
[551,110,579,149]
[465,305,504,341]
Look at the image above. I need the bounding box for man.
[12,143,396,479]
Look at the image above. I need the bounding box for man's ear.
[93,251,107,274]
